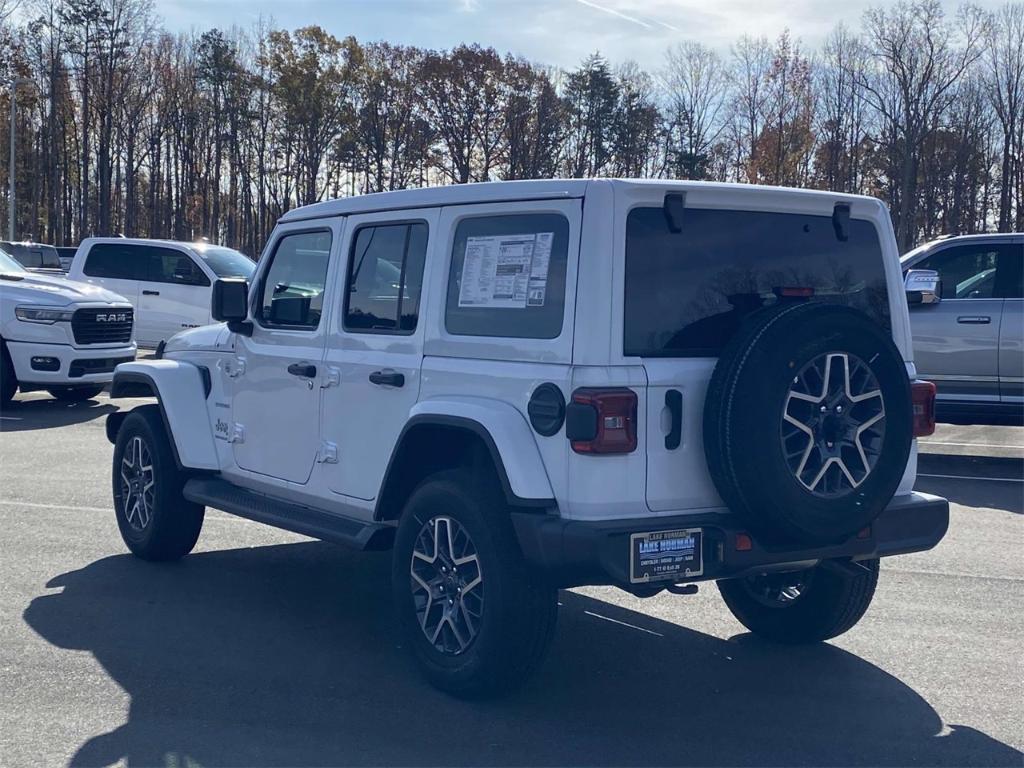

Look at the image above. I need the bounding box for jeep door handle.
[957,316,991,324]
[142,289,160,296]
[369,370,405,388]
[287,362,317,378]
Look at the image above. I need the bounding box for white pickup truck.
[0,249,136,404]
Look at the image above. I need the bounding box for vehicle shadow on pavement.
[0,397,115,432]
[24,542,1022,767]
[917,454,1023,514]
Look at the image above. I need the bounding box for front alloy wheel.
[120,435,155,531]
[410,515,484,655]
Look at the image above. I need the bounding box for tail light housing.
[911,380,936,437]
[566,388,638,454]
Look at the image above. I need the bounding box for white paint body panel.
[134,178,920,527]
[114,359,219,470]
[406,395,556,501]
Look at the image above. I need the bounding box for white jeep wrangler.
[106,179,948,696]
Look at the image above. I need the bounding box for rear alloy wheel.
[48,385,104,403]
[718,558,879,643]
[392,469,557,697]
[410,515,485,655]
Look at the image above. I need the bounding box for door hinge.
[321,366,341,388]
[228,423,246,444]
[221,356,246,378]
[317,441,338,464]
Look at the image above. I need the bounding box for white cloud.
[152,0,1007,71]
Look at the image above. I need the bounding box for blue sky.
[156,0,1002,71]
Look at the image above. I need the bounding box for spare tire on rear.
[703,302,912,546]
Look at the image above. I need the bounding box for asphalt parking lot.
[1,392,1021,767]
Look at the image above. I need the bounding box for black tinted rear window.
[624,207,890,357]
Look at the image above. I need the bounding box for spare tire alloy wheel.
[704,303,912,546]
[410,515,484,655]
[120,435,155,532]
[782,352,885,497]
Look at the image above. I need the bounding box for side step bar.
[183,477,394,551]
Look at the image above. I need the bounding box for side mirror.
[212,278,249,321]
[212,278,254,337]
[905,269,941,306]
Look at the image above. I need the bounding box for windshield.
[191,244,256,278]
[901,242,935,264]
[0,249,26,272]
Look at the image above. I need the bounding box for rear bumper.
[512,492,949,590]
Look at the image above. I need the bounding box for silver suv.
[902,233,1023,421]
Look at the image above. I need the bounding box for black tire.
[112,405,204,561]
[718,558,879,643]
[48,384,104,403]
[704,303,912,545]
[392,468,557,697]
[0,343,16,405]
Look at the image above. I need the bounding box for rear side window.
[84,243,209,284]
[624,207,891,357]
[83,243,148,279]
[259,230,332,329]
[345,222,428,334]
[446,213,569,339]
[150,251,210,286]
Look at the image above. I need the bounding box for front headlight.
[15,306,75,324]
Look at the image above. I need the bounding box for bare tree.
[660,41,727,179]
[858,0,987,249]
[985,2,1024,231]
[816,23,870,193]
[729,34,773,181]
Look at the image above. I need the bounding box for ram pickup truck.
[1,249,136,403]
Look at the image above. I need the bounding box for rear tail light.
[567,388,638,454]
[911,380,936,437]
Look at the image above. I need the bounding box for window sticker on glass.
[458,232,553,309]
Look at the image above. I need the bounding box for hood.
[0,271,131,307]
[163,323,232,354]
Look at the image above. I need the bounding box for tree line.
[0,0,1021,257]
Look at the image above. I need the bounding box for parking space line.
[918,473,1023,483]
[920,441,1023,450]
[583,610,664,637]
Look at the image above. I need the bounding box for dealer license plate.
[629,528,703,583]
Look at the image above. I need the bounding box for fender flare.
[108,360,219,471]
[377,397,556,516]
